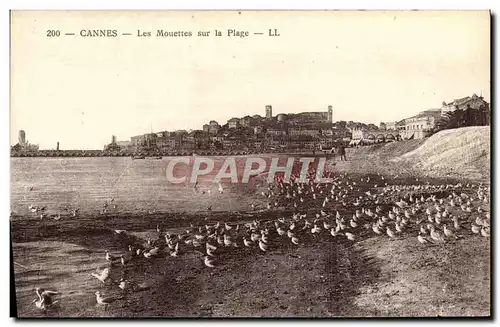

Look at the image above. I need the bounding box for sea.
[10,155,311,217]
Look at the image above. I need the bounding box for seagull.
[261,232,269,243]
[118,278,128,291]
[311,224,321,234]
[481,227,490,238]
[251,232,261,242]
[430,226,445,243]
[32,288,59,310]
[417,233,429,244]
[258,240,268,252]
[204,256,215,268]
[386,227,396,238]
[443,224,457,239]
[330,228,341,237]
[471,224,481,234]
[323,221,332,230]
[105,250,117,262]
[170,242,180,257]
[91,267,110,283]
[452,217,461,230]
[243,237,253,247]
[345,232,356,241]
[95,291,117,311]
[223,235,234,247]
[206,242,217,256]
[144,247,160,259]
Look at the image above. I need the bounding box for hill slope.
[335,126,490,182]
[394,126,490,181]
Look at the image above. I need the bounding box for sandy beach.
[11,128,491,318]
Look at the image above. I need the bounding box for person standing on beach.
[339,144,347,161]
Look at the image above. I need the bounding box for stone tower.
[327,105,333,123]
[265,105,273,119]
[18,130,26,145]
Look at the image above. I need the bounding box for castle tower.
[327,105,333,123]
[265,105,273,119]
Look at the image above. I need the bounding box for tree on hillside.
[476,104,491,126]
[435,110,464,131]
[431,104,490,136]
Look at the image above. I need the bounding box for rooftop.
[447,96,472,106]
[407,108,442,120]
[444,93,487,107]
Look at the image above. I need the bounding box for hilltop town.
[109,105,352,155]
[116,93,489,154]
[10,93,490,157]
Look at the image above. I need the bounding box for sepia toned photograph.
[9,10,491,318]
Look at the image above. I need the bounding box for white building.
[402,109,442,139]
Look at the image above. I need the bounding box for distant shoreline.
[10,150,339,158]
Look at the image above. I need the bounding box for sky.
[10,10,490,150]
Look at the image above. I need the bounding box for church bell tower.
[265,105,273,119]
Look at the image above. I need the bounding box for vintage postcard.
[10,10,491,318]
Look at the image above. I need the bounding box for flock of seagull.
[26,166,490,313]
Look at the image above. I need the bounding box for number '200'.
[46,30,60,37]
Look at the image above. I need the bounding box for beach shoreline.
[11,131,491,317]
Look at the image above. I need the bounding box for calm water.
[10,157,281,217]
